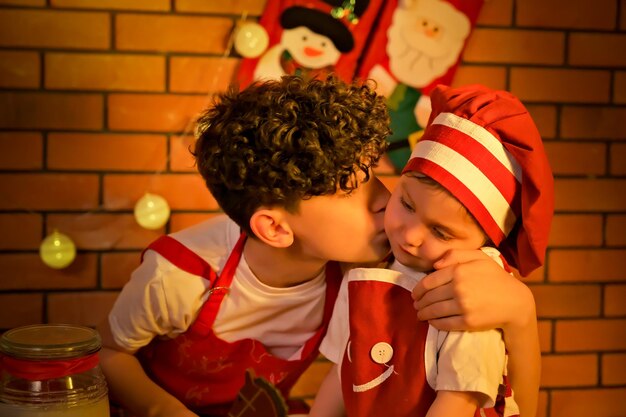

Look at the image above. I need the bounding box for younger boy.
[98,77,542,417]
[310,84,552,417]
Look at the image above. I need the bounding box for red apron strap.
[142,235,218,283]
[192,232,248,335]
[298,260,342,359]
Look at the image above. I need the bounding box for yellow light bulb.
[40,230,76,269]
[134,193,170,230]
[234,22,269,58]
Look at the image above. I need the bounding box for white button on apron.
[370,342,393,364]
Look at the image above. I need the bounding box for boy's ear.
[249,209,294,248]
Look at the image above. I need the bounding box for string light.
[234,21,269,58]
[134,193,171,230]
[39,230,76,269]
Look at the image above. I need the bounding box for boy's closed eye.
[400,195,414,212]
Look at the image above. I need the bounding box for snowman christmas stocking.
[237,0,384,89]
[357,0,484,172]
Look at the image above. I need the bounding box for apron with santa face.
[137,234,341,416]
[340,268,515,417]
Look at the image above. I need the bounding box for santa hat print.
[402,84,554,276]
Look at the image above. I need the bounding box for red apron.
[340,276,515,417]
[137,234,341,416]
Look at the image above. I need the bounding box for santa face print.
[281,26,342,69]
[387,0,471,88]
[384,174,487,272]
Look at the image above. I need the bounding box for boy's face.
[384,174,487,272]
[285,170,391,264]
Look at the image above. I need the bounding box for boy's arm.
[308,364,346,417]
[426,391,481,417]
[412,249,540,417]
[97,320,198,417]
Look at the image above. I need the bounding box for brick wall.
[0,1,624,416]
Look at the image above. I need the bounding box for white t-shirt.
[320,249,519,412]
[109,215,328,360]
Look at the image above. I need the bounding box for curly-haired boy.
[98,76,539,417]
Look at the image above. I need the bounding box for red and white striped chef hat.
[402,84,554,276]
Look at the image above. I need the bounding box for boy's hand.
[411,249,534,332]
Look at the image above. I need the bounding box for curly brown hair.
[193,75,391,235]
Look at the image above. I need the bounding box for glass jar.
[0,324,110,417]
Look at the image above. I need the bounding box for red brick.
[0,253,97,290]
[551,388,626,417]
[51,0,170,10]
[540,354,597,387]
[451,65,507,91]
[47,292,118,327]
[606,214,626,246]
[602,353,626,385]
[526,105,557,139]
[538,320,552,353]
[544,142,605,176]
[555,179,626,212]
[549,249,626,282]
[517,0,617,30]
[615,71,626,104]
[555,319,626,352]
[561,106,626,140]
[0,92,103,130]
[610,143,626,175]
[0,213,42,250]
[0,50,39,89]
[116,14,233,54]
[0,174,99,210]
[103,174,219,210]
[464,29,564,65]
[170,135,197,172]
[175,0,266,15]
[0,0,45,5]
[169,56,239,93]
[291,359,333,397]
[46,53,165,92]
[548,214,603,247]
[47,214,161,250]
[530,284,601,318]
[0,9,109,49]
[476,0,513,26]
[604,284,626,316]
[102,252,141,289]
[48,133,167,171]
[108,94,208,132]
[0,132,42,170]
[0,293,43,329]
[570,33,626,67]
[170,213,220,232]
[510,68,610,103]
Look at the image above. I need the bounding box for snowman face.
[281,26,342,69]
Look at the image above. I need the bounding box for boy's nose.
[404,223,425,248]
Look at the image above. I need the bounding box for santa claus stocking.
[237,0,384,89]
[357,0,484,172]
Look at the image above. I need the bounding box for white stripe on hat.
[411,139,518,236]
[432,112,522,183]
